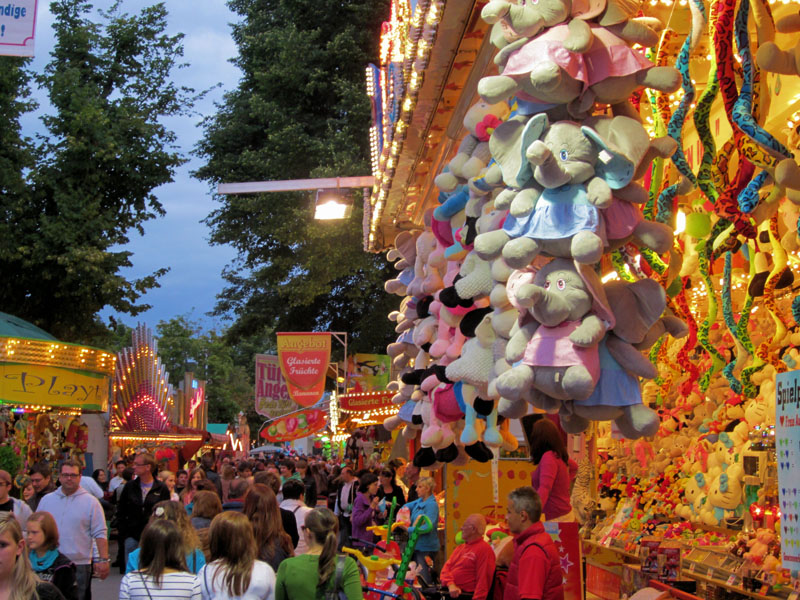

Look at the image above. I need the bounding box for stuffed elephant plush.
[495,258,612,405]
[476,113,638,268]
[483,0,664,50]
[558,278,688,437]
[479,19,680,116]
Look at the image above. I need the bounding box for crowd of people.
[0,432,572,600]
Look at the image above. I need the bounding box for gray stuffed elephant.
[495,257,612,404]
[476,113,636,268]
[558,278,689,437]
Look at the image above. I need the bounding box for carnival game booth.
[0,312,115,482]
[366,0,800,598]
[109,324,211,469]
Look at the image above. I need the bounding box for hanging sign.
[776,369,800,569]
[254,354,295,417]
[260,408,327,442]
[348,353,391,392]
[339,391,394,412]
[276,333,331,407]
[0,0,37,57]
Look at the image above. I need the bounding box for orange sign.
[260,408,327,442]
[276,333,331,407]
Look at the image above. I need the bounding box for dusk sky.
[22,1,245,331]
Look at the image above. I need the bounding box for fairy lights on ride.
[112,324,173,433]
[366,0,445,250]
[0,338,115,373]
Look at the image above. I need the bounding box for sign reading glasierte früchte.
[276,333,331,408]
[340,393,394,412]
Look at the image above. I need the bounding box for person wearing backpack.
[275,508,362,600]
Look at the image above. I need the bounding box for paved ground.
[88,539,123,598]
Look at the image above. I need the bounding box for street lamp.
[314,188,353,220]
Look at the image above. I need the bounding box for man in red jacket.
[440,513,496,599]
[504,487,564,600]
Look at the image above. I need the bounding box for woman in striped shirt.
[120,520,201,600]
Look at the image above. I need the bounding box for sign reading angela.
[776,369,800,569]
[0,1,37,57]
[254,354,295,417]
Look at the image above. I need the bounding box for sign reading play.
[0,0,38,57]
[276,332,331,408]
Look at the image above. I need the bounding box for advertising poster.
[444,460,583,599]
[347,353,390,392]
[276,333,331,408]
[260,408,327,442]
[776,369,800,569]
[254,354,295,418]
[0,363,110,411]
[0,0,37,57]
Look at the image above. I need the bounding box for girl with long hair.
[529,417,578,522]
[181,467,207,507]
[125,501,206,574]
[243,484,293,572]
[158,470,180,502]
[197,511,275,599]
[119,520,201,599]
[26,512,77,600]
[0,513,62,600]
[275,508,361,600]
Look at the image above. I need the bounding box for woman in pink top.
[529,418,578,522]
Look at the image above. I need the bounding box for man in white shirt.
[80,474,104,500]
[280,479,312,554]
[38,459,109,600]
[108,459,126,493]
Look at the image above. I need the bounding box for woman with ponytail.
[275,508,362,600]
[0,513,63,600]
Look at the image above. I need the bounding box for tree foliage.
[0,0,197,344]
[194,0,395,355]
[155,316,263,431]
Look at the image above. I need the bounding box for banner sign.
[0,0,37,57]
[776,369,800,569]
[260,408,327,442]
[276,333,331,407]
[0,363,110,411]
[340,391,395,412]
[254,354,295,418]
[348,353,390,392]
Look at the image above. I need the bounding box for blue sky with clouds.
[21,1,243,331]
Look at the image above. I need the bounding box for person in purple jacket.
[529,418,578,522]
[350,472,379,549]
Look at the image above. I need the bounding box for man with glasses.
[0,469,32,529]
[26,462,56,511]
[439,514,496,600]
[116,452,170,565]
[38,459,109,600]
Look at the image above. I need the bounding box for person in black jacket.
[26,511,77,600]
[27,462,56,512]
[116,453,171,564]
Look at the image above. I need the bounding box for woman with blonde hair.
[0,513,63,600]
[26,511,77,600]
[120,520,201,600]
[243,484,293,572]
[158,470,180,502]
[197,512,275,599]
[401,476,440,586]
[275,508,362,600]
[125,501,206,574]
